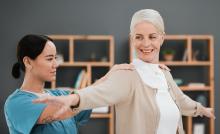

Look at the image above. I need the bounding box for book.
[74,70,86,89]
[192,50,200,61]
[196,95,207,106]
[182,48,188,61]
[188,82,205,87]
[80,71,88,88]
[92,106,109,113]
[193,123,205,134]
[174,78,183,86]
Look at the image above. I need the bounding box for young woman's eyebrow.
[44,55,54,58]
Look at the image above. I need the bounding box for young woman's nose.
[53,59,58,68]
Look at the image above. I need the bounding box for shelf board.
[165,35,188,40]
[49,35,73,40]
[91,113,112,118]
[180,86,211,91]
[190,35,213,40]
[49,35,113,40]
[73,35,113,40]
[159,61,210,66]
[165,35,213,40]
[59,62,112,67]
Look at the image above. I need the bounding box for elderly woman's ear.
[160,34,165,47]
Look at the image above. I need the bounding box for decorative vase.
[164,54,174,61]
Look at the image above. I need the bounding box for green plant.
[162,49,176,55]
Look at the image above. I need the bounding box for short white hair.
[130,9,165,34]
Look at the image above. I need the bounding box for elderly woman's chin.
[138,55,156,63]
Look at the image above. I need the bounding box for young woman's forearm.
[37,94,80,124]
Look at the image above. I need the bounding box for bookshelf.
[47,35,114,134]
[130,35,214,134]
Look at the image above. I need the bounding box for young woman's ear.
[23,56,32,71]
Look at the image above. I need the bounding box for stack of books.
[74,70,88,89]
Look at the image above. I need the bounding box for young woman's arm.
[37,96,79,124]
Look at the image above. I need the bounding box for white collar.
[131,58,168,89]
[132,58,160,71]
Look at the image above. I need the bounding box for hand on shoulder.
[159,64,170,71]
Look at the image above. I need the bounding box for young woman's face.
[31,41,58,82]
[131,21,164,63]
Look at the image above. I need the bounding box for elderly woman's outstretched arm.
[33,63,171,119]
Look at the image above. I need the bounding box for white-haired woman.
[34,9,215,134]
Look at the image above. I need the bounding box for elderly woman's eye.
[149,35,159,41]
[150,35,156,39]
[135,35,143,40]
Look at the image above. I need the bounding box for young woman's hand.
[159,64,170,71]
[93,63,135,86]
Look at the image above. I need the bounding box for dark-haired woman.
[4,34,133,134]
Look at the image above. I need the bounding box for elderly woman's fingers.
[53,106,71,119]
[95,63,135,85]
[202,107,215,119]
[205,108,215,119]
[33,96,51,103]
[111,64,135,71]
[117,63,135,70]
[159,64,170,71]
[53,104,79,120]
[33,96,64,105]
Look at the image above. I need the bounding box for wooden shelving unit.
[130,35,214,134]
[48,35,115,134]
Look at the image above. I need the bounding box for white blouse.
[132,59,180,134]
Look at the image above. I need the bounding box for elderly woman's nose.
[141,38,151,47]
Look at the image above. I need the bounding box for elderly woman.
[34,9,215,134]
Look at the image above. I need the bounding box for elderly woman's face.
[131,21,164,63]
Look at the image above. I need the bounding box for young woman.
[4,34,134,134]
[33,9,215,134]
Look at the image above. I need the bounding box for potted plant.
[162,49,175,61]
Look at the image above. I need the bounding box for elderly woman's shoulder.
[111,69,137,78]
[159,64,171,71]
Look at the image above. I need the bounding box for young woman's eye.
[47,58,53,61]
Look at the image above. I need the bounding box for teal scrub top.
[4,89,92,134]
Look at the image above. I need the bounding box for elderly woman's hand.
[201,107,215,119]
[93,63,135,86]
